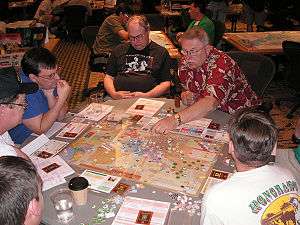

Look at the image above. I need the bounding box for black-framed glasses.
[1,102,28,110]
[129,33,146,42]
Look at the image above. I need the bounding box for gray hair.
[127,15,150,32]
[180,27,209,45]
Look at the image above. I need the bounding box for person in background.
[153,27,260,134]
[0,67,38,158]
[177,0,215,45]
[207,0,229,23]
[104,15,171,99]
[243,0,267,32]
[92,3,133,55]
[9,47,71,144]
[0,156,44,225]
[200,108,300,225]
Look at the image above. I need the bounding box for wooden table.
[44,38,60,52]
[223,31,300,54]
[150,31,180,59]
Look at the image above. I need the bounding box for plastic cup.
[50,189,74,223]
[68,176,89,206]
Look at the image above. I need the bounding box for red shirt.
[178,47,261,114]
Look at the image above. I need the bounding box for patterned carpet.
[52,39,299,149]
[52,40,91,110]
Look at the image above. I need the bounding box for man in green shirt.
[177,0,215,45]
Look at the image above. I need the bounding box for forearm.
[57,102,68,121]
[36,101,66,133]
[145,81,171,98]
[104,75,117,98]
[179,96,219,124]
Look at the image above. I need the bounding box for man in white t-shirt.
[200,108,300,225]
[0,67,38,157]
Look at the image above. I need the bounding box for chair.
[64,5,87,41]
[212,20,225,47]
[227,51,276,97]
[81,26,106,99]
[275,41,300,118]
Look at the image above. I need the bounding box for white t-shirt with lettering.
[0,132,17,157]
[201,165,300,225]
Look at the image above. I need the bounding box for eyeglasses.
[1,102,28,110]
[38,66,62,81]
[129,33,146,42]
[181,45,207,56]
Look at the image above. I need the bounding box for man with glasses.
[153,27,259,134]
[0,67,38,157]
[104,15,171,99]
[9,47,71,144]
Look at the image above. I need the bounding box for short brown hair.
[127,15,150,32]
[180,27,209,45]
[228,108,278,167]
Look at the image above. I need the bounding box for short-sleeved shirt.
[106,41,171,92]
[0,132,17,157]
[188,16,215,45]
[9,72,49,144]
[178,47,260,114]
[93,14,126,55]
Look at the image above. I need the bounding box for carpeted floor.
[52,40,91,110]
[52,36,299,149]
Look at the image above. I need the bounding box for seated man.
[0,67,38,158]
[92,4,133,55]
[9,47,71,144]
[104,15,171,99]
[153,27,260,134]
[177,0,215,45]
[0,156,43,225]
[200,108,300,225]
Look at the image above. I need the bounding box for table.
[41,98,232,225]
[44,38,60,52]
[223,31,300,54]
[150,31,180,59]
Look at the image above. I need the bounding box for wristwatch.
[174,113,182,126]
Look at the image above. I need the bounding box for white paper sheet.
[56,122,89,139]
[76,103,114,121]
[125,98,165,117]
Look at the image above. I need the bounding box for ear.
[28,74,38,83]
[27,198,42,217]
[271,142,277,156]
[228,139,235,157]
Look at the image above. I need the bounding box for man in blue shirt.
[9,47,71,144]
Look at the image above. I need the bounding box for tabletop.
[223,31,300,54]
[150,31,180,59]
[41,98,233,225]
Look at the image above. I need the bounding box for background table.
[150,31,180,59]
[41,98,232,225]
[223,31,300,54]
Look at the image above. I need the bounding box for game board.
[63,119,226,196]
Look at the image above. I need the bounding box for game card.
[56,122,89,139]
[136,210,153,224]
[42,163,60,173]
[112,182,130,195]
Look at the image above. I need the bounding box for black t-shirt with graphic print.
[106,41,171,92]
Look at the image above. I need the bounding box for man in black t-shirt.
[104,15,171,100]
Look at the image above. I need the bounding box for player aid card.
[135,105,145,110]
[112,183,130,195]
[136,210,153,224]
[42,163,61,173]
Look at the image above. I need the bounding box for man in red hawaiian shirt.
[153,27,260,134]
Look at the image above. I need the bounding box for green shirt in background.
[188,16,215,45]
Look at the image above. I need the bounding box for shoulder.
[111,42,130,56]
[149,41,169,55]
